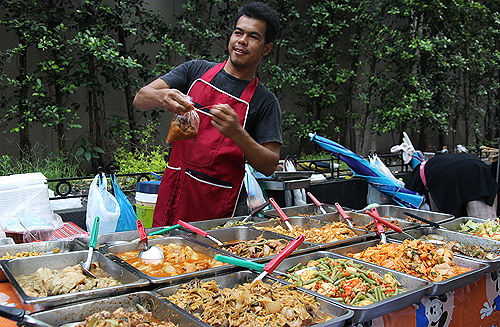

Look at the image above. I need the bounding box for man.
[133,2,282,226]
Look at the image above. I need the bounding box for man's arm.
[133,78,193,114]
[210,104,280,176]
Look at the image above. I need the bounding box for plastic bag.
[0,186,64,237]
[284,157,307,206]
[110,174,137,232]
[366,154,404,205]
[244,164,268,210]
[86,174,120,234]
[166,110,200,143]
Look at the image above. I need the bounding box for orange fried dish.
[348,239,471,282]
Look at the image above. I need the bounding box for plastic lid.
[136,181,161,194]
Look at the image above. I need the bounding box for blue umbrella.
[309,133,425,208]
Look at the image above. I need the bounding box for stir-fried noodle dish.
[166,279,335,327]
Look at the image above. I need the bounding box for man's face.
[228,15,272,73]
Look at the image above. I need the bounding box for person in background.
[408,152,498,218]
[133,2,282,227]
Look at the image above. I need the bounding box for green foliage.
[75,137,105,162]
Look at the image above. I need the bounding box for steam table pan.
[314,211,420,234]
[271,251,433,323]
[251,217,375,250]
[262,203,338,219]
[102,236,236,285]
[330,239,489,296]
[75,226,185,248]
[155,270,354,327]
[355,205,455,226]
[182,226,318,264]
[0,239,86,282]
[183,215,268,231]
[440,216,500,235]
[389,225,500,272]
[0,251,149,310]
[24,291,210,327]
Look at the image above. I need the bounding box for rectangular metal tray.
[102,236,236,284]
[251,217,375,249]
[439,216,499,234]
[155,270,354,327]
[75,226,185,248]
[28,291,210,327]
[274,171,314,181]
[271,251,433,323]
[262,203,338,219]
[329,239,488,296]
[0,251,150,309]
[0,239,86,282]
[355,205,455,226]
[182,226,318,263]
[387,226,500,272]
[259,179,311,190]
[313,211,420,234]
[184,215,269,231]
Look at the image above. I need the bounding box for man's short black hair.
[234,2,280,44]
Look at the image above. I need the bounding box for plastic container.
[135,181,161,228]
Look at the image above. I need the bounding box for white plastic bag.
[284,157,307,206]
[367,154,404,205]
[244,164,268,210]
[86,174,120,234]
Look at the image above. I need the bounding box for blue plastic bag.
[110,174,137,232]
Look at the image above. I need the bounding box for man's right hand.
[133,78,193,114]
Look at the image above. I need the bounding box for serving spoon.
[80,216,99,278]
[137,220,164,260]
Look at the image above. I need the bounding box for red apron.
[153,62,259,226]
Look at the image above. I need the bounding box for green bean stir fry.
[283,258,405,306]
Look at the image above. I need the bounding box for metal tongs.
[307,192,327,214]
[365,207,415,240]
[335,202,354,228]
[269,198,295,232]
[178,220,224,246]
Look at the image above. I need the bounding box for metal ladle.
[137,220,164,260]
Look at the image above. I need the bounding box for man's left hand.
[210,104,243,139]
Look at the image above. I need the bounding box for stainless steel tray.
[329,239,489,296]
[0,240,86,282]
[314,211,420,234]
[102,236,236,284]
[155,270,354,327]
[75,226,185,248]
[271,251,432,323]
[387,227,500,272]
[252,217,375,249]
[440,216,499,235]
[185,215,269,231]
[262,203,338,219]
[259,179,311,190]
[274,171,314,181]
[0,251,150,309]
[355,205,455,226]
[182,226,318,263]
[27,291,210,327]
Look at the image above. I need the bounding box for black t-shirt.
[160,59,282,145]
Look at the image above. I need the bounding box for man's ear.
[263,43,273,56]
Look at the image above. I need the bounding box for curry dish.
[114,243,225,277]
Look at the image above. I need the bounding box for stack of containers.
[135,181,161,228]
[0,172,53,242]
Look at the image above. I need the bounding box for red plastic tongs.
[178,220,224,246]
[251,234,305,283]
[365,207,415,240]
[269,198,295,232]
[335,202,354,228]
[307,192,327,214]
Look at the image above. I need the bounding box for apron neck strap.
[202,61,259,103]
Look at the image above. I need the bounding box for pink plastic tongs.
[307,192,327,214]
[335,202,354,228]
[178,220,224,246]
[269,198,295,232]
[365,207,415,240]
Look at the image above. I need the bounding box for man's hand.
[133,79,193,114]
[210,104,244,139]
